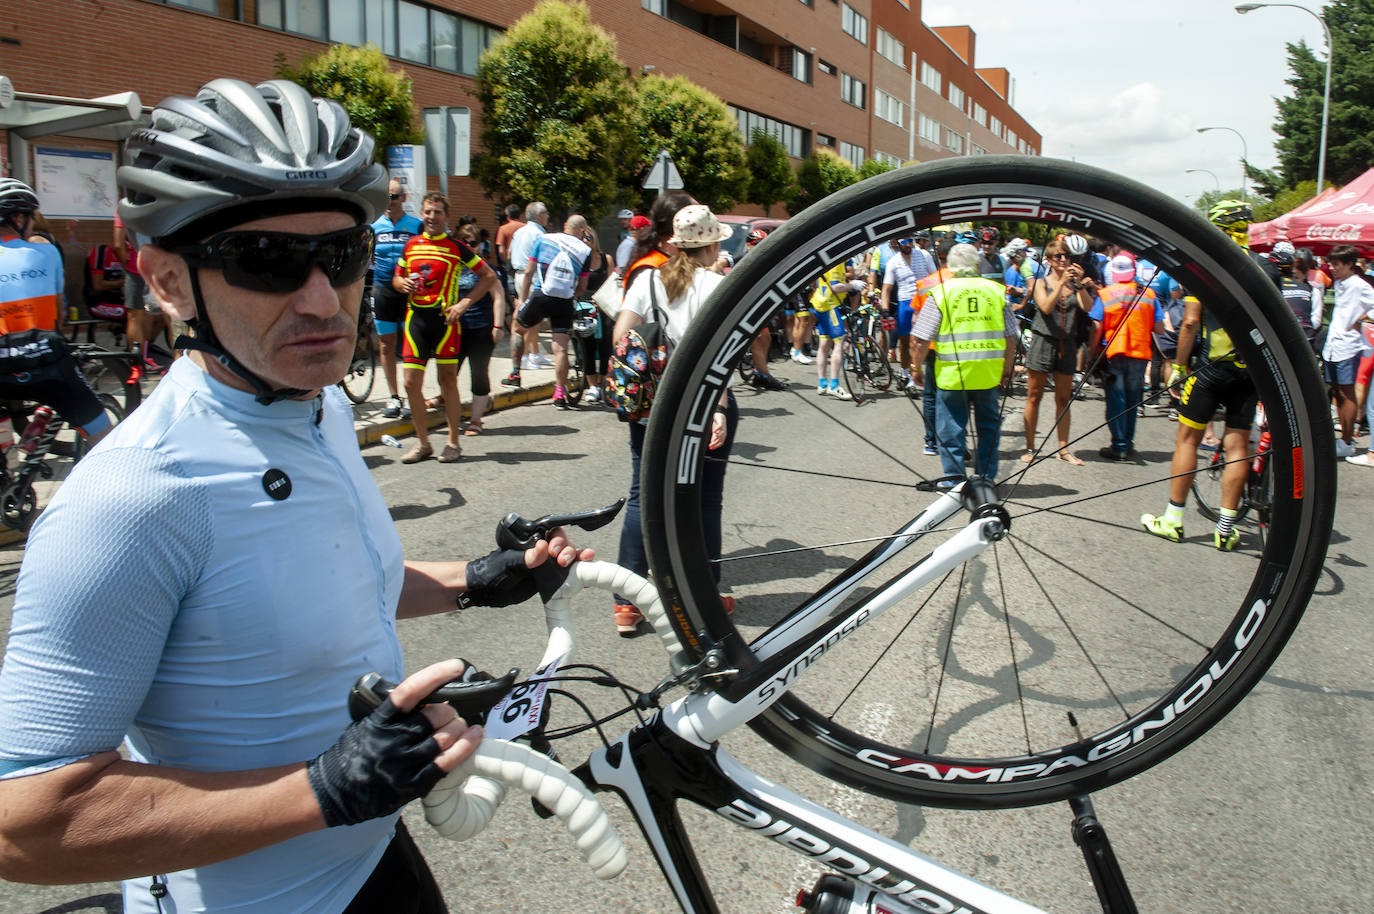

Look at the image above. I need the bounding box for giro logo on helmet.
[285,170,329,180]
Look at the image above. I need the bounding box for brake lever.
[348,667,520,724]
[495,498,627,551]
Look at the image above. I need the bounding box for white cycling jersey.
[0,357,407,912]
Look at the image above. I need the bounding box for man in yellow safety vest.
[911,243,1018,482]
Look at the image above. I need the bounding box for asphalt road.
[1,359,1371,913]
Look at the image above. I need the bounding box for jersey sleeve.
[453,238,483,271]
[0,448,213,778]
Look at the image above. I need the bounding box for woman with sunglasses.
[1021,237,1096,465]
[0,77,592,914]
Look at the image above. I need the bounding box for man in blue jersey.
[371,178,424,418]
[0,79,589,913]
[0,178,112,446]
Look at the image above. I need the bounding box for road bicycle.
[840,300,894,404]
[339,292,379,404]
[382,157,1335,912]
[1192,401,1273,547]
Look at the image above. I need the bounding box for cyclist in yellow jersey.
[1141,293,1256,551]
[810,262,853,399]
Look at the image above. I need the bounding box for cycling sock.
[1164,501,1185,525]
[1216,507,1239,538]
[828,378,841,391]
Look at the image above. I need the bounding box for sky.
[922,0,1333,207]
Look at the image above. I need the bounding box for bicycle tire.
[640,155,1334,809]
[339,315,378,404]
[72,394,124,461]
[737,353,757,385]
[840,337,865,404]
[566,345,586,407]
[862,334,893,391]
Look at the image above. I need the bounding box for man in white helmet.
[0,79,588,912]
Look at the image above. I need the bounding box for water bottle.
[796,874,930,914]
[19,406,56,455]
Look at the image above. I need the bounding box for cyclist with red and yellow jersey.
[392,191,496,464]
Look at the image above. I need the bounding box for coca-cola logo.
[1305,223,1363,241]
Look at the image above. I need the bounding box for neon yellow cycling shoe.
[1141,513,1184,543]
[1214,528,1241,552]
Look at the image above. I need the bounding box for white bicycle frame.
[425,483,1044,914]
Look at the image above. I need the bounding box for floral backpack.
[606,271,669,423]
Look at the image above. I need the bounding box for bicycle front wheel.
[339,318,378,404]
[641,156,1334,809]
[1191,447,1252,525]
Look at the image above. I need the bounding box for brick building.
[0,0,1039,281]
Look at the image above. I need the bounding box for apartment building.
[1,0,1039,241]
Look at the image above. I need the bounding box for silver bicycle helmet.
[118,78,387,242]
[0,178,40,216]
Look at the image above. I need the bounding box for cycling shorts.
[894,299,915,338]
[516,291,574,335]
[0,354,108,435]
[1178,362,1257,432]
[401,308,460,366]
[1325,354,1360,387]
[814,307,845,339]
[372,282,408,329]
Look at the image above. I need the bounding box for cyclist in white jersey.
[0,78,589,913]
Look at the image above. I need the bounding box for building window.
[920,62,941,93]
[1007,128,1019,149]
[839,141,864,169]
[817,58,836,76]
[777,47,811,83]
[161,0,219,11]
[729,105,809,158]
[817,133,835,147]
[970,144,986,156]
[918,115,940,145]
[841,3,868,44]
[948,83,964,110]
[875,90,905,128]
[989,115,1003,138]
[970,102,986,128]
[874,150,903,167]
[258,0,325,37]
[875,27,905,67]
[945,128,965,154]
[840,73,866,109]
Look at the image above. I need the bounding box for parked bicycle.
[839,300,893,403]
[338,294,378,404]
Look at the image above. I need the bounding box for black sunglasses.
[170,225,375,294]
[389,193,405,200]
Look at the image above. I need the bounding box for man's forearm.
[0,753,322,885]
[398,559,468,619]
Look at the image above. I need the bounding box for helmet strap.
[181,269,308,405]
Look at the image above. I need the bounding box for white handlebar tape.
[572,561,680,664]
[424,739,628,879]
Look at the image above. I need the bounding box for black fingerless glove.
[459,548,537,608]
[307,698,444,828]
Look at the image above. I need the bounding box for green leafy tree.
[630,74,747,213]
[856,158,897,181]
[1272,0,1374,189]
[1251,180,1321,223]
[473,0,633,217]
[789,149,859,215]
[275,44,421,158]
[1192,188,1255,219]
[743,130,795,217]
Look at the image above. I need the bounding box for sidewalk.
[0,335,563,546]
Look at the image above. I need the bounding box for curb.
[353,380,557,446]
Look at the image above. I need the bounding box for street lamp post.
[1197,126,1249,202]
[1236,2,1332,191]
[1186,168,1222,195]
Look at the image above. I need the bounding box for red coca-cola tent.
[1248,169,1374,255]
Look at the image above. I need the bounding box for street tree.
[1251,180,1320,223]
[473,0,633,218]
[743,130,795,217]
[789,149,859,216]
[630,74,747,213]
[275,44,421,157]
[856,158,897,181]
[1272,0,1374,189]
